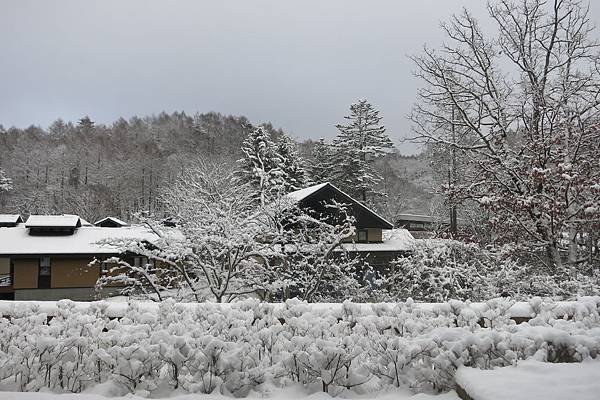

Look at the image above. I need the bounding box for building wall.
[14,287,97,301]
[346,227,384,243]
[0,258,10,276]
[13,259,38,289]
[51,257,99,288]
[367,228,383,242]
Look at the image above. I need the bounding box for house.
[0,214,23,228]
[285,182,414,269]
[0,215,160,301]
[396,213,436,238]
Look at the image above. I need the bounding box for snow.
[1,296,597,320]
[455,359,600,400]
[0,214,22,224]
[0,224,160,255]
[0,386,460,400]
[285,182,330,202]
[25,214,81,228]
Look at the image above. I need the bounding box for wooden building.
[0,215,159,301]
[285,183,414,269]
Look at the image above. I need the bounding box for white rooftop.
[341,228,415,252]
[25,214,81,228]
[285,182,329,202]
[0,214,22,224]
[0,224,160,255]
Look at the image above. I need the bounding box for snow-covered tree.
[0,168,12,192]
[96,160,273,302]
[276,133,307,193]
[331,100,394,202]
[308,138,333,184]
[238,126,285,206]
[254,196,366,302]
[412,0,600,269]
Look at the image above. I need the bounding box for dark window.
[357,229,368,243]
[38,256,51,289]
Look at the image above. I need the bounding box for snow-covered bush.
[0,297,599,397]
[381,240,497,302]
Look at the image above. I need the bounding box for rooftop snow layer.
[0,224,160,255]
[0,214,22,224]
[25,214,81,228]
[285,182,329,202]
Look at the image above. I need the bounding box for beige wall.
[367,228,383,242]
[344,227,384,243]
[13,259,38,289]
[51,257,99,288]
[0,258,10,275]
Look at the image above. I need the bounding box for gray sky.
[2,0,600,154]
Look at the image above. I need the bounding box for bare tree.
[411,0,600,270]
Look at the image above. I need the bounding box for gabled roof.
[94,216,128,227]
[25,215,81,228]
[0,214,23,225]
[285,182,394,229]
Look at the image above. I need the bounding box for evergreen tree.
[331,99,394,202]
[309,138,333,184]
[276,133,307,193]
[238,126,284,205]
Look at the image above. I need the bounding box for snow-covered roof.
[0,214,22,224]
[285,182,394,229]
[94,216,128,227]
[25,215,81,228]
[341,228,415,252]
[0,224,160,255]
[285,182,329,202]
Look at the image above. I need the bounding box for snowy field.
[0,386,460,400]
[0,297,598,399]
[456,359,600,400]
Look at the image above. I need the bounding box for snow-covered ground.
[0,386,460,400]
[1,298,598,399]
[455,359,600,400]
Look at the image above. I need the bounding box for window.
[133,256,151,268]
[357,230,368,243]
[38,256,51,289]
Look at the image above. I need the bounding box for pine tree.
[309,138,333,184]
[331,100,394,202]
[238,126,284,205]
[276,133,307,193]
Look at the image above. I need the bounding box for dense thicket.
[1,297,598,396]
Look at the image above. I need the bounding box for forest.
[0,110,432,224]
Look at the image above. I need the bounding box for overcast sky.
[2,1,600,153]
